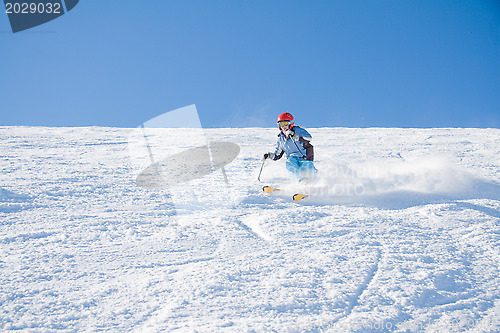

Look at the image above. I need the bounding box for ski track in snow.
[0,126,499,332]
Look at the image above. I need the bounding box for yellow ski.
[263,186,280,193]
[292,193,309,201]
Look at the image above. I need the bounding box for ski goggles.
[277,121,291,127]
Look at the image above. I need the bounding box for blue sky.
[2,0,499,128]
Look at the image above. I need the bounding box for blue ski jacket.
[272,126,314,161]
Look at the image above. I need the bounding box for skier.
[263,112,318,181]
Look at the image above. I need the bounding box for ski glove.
[263,152,274,160]
[285,130,299,139]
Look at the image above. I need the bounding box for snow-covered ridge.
[0,126,499,332]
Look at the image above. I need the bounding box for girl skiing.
[263,112,318,181]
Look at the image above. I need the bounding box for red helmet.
[277,112,294,128]
[277,112,293,122]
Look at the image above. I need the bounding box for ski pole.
[291,136,307,159]
[257,157,266,181]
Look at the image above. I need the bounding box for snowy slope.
[0,126,499,332]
